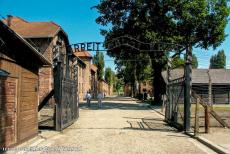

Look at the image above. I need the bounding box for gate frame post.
[165,57,172,122]
[184,46,192,132]
[54,61,63,131]
[194,97,200,136]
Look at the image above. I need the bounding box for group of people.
[85,91,105,108]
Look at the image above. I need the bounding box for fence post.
[194,98,200,136]
[184,46,192,132]
[205,106,210,133]
[207,70,213,108]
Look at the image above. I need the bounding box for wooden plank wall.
[0,57,39,146]
[18,68,38,141]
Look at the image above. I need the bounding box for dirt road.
[6,97,216,154]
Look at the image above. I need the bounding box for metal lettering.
[80,43,85,51]
[95,42,101,51]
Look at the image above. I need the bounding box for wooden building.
[3,16,72,104]
[0,21,50,147]
[162,69,230,104]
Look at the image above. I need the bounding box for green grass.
[213,105,230,111]
[177,104,230,112]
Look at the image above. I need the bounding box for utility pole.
[184,46,192,133]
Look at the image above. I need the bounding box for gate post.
[184,46,192,132]
[165,57,172,121]
[54,61,63,131]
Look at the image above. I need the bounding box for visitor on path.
[85,91,91,107]
[97,92,104,108]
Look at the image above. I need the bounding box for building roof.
[162,69,230,85]
[73,50,92,58]
[90,64,97,72]
[2,16,66,38]
[0,20,51,66]
[76,57,86,67]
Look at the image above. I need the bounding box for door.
[0,77,17,147]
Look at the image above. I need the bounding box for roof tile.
[162,69,230,84]
[73,50,92,58]
[3,16,61,38]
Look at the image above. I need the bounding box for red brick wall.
[38,67,52,103]
[124,81,153,97]
[0,77,17,147]
[98,80,112,96]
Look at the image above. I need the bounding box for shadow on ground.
[124,117,178,132]
[79,102,150,110]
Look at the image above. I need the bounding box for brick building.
[98,79,113,97]
[74,51,92,95]
[0,20,50,147]
[90,64,98,98]
[3,16,72,103]
[71,55,86,101]
[124,81,153,97]
[74,50,99,100]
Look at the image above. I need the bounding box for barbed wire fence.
[164,53,230,135]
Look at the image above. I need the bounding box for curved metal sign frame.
[70,35,185,53]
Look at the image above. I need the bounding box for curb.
[195,135,229,154]
[147,105,165,117]
[148,105,229,154]
[186,132,229,154]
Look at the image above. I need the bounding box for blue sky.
[0,0,230,70]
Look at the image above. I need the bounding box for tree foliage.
[93,51,105,80]
[192,54,198,69]
[105,67,114,86]
[94,0,229,103]
[172,54,198,68]
[113,75,124,95]
[210,50,226,68]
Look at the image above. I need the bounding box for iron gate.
[166,77,185,128]
[53,51,79,131]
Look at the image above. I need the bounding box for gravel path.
[6,97,215,154]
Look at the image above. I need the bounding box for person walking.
[85,91,91,107]
[97,92,104,108]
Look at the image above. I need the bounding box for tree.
[192,54,198,69]
[93,51,105,80]
[172,54,198,68]
[94,0,229,104]
[105,67,114,86]
[172,55,185,68]
[115,53,152,97]
[113,75,124,95]
[210,50,226,68]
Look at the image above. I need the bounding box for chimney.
[7,15,13,27]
